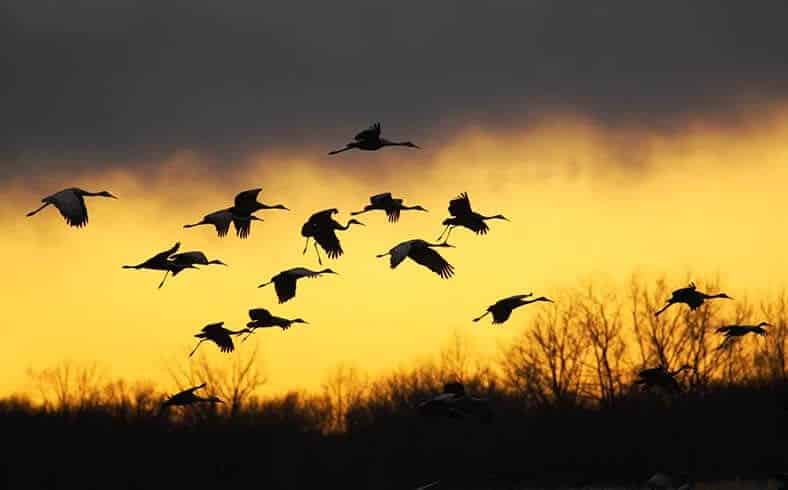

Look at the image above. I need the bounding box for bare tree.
[501,301,588,408]
[321,362,367,433]
[27,360,107,411]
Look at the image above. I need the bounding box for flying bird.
[328,122,420,155]
[300,208,364,264]
[376,239,455,279]
[258,267,337,303]
[184,209,262,238]
[654,282,733,317]
[417,382,493,422]
[229,188,289,238]
[122,242,193,288]
[715,321,771,350]
[351,193,428,223]
[189,322,250,357]
[473,293,554,324]
[26,187,117,228]
[634,365,692,393]
[160,383,223,411]
[242,308,309,341]
[438,192,508,241]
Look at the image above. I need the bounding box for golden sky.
[3,109,788,396]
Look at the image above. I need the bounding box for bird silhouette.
[122,242,193,288]
[715,321,771,350]
[300,208,364,264]
[473,293,554,324]
[351,192,428,223]
[184,209,263,237]
[258,267,337,303]
[635,365,692,393]
[230,188,289,237]
[417,382,493,422]
[376,239,455,278]
[654,281,733,317]
[241,308,309,341]
[160,383,223,411]
[438,192,508,241]
[26,187,117,227]
[328,122,420,155]
[169,251,228,268]
[189,322,250,357]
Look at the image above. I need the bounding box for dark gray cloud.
[3,1,788,180]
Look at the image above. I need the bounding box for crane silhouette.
[715,321,771,350]
[473,293,554,324]
[634,365,692,393]
[654,282,733,317]
[351,193,428,223]
[258,267,337,303]
[230,188,289,238]
[300,208,364,264]
[184,209,262,237]
[376,239,455,279]
[241,307,309,341]
[26,187,117,227]
[160,383,223,412]
[122,242,194,288]
[417,382,493,422]
[438,192,508,241]
[169,251,227,268]
[328,122,420,155]
[189,322,250,357]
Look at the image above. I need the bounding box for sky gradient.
[3,3,788,395]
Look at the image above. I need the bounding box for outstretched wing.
[355,122,381,142]
[409,246,454,279]
[234,189,262,212]
[185,382,207,393]
[206,209,233,237]
[448,192,472,217]
[233,215,255,239]
[370,192,393,205]
[274,276,298,303]
[313,228,343,259]
[152,242,181,262]
[51,189,89,227]
[170,251,207,266]
[388,241,412,269]
[249,308,273,322]
[308,208,338,226]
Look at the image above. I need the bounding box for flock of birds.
[24,123,773,413]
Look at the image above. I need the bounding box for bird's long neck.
[337,220,359,230]
[481,214,507,221]
[702,293,728,299]
[402,204,426,211]
[260,203,287,210]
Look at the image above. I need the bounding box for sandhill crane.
[122,242,193,288]
[715,321,771,350]
[635,365,692,393]
[473,293,554,324]
[241,308,308,341]
[438,192,508,241]
[301,208,364,264]
[189,322,250,357]
[229,188,289,238]
[328,122,420,155]
[258,267,337,303]
[376,239,455,279]
[160,383,223,411]
[351,193,428,223]
[417,382,493,422]
[184,209,262,238]
[26,187,117,227]
[654,282,733,317]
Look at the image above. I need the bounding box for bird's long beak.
[108,193,119,199]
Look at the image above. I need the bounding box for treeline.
[2,278,787,489]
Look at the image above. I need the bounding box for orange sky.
[3,110,788,397]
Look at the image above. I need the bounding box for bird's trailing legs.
[158,271,169,289]
[189,339,207,357]
[25,202,51,217]
[437,225,454,242]
[472,311,490,322]
[302,237,310,255]
[314,241,323,265]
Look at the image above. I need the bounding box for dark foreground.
[0,381,785,490]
